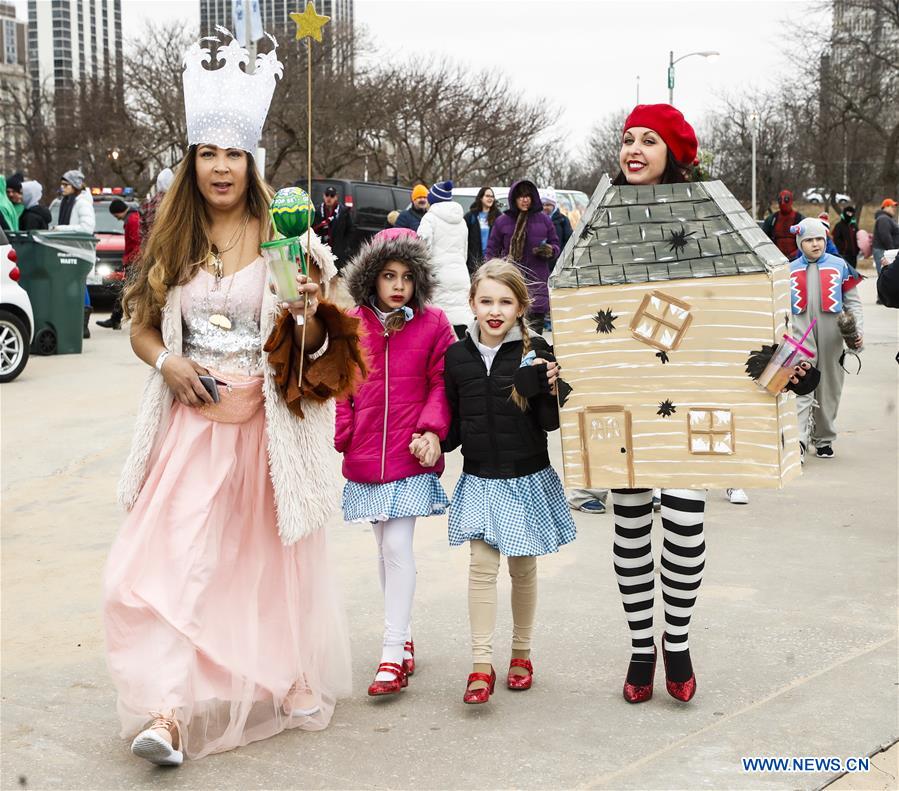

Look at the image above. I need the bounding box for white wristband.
[154,349,171,371]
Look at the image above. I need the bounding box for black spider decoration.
[745,344,778,381]
[667,224,696,254]
[656,350,670,364]
[592,308,618,334]
[657,399,677,418]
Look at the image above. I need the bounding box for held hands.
[409,431,441,467]
[160,355,215,407]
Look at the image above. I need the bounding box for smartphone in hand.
[198,374,221,403]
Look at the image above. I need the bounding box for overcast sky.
[15,0,820,143]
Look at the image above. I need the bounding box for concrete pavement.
[1,277,896,790]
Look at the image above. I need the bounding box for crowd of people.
[3,27,896,771]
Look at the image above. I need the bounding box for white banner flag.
[231,0,262,45]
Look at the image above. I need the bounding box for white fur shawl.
[116,233,342,545]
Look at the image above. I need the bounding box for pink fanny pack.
[197,370,264,424]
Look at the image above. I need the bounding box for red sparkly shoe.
[462,667,496,704]
[506,658,533,690]
[403,640,415,677]
[367,662,408,697]
[622,646,657,704]
[661,633,696,702]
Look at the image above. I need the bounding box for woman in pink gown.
[103,31,360,765]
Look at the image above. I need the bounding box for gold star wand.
[289,1,329,390]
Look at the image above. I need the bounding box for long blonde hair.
[469,259,533,411]
[123,146,273,327]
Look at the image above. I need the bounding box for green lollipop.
[270,187,315,238]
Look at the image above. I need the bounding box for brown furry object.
[264,301,368,418]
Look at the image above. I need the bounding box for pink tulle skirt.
[103,401,351,759]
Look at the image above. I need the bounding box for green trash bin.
[8,231,96,355]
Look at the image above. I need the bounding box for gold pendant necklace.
[206,255,236,331]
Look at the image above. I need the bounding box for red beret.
[623,104,698,167]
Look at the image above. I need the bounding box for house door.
[579,407,635,489]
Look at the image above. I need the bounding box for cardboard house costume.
[549,177,802,490]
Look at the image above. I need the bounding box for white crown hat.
[182,26,284,153]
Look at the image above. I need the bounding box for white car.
[803,188,851,205]
[0,228,34,382]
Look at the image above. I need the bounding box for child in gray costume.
[788,218,864,459]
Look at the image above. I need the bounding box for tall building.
[0,1,28,174]
[1,1,27,70]
[27,0,123,100]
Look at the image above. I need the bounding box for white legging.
[372,517,416,651]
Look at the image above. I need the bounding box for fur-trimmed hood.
[343,228,437,311]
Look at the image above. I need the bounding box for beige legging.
[468,540,538,664]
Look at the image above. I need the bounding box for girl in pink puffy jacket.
[336,227,456,698]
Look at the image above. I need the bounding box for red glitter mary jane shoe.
[403,640,415,677]
[506,658,534,690]
[367,662,407,697]
[462,668,496,704]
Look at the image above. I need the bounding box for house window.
[688,409,735,455]
[629,290,693,351]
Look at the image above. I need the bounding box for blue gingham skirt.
[342,473,449,524]
[447,466,577,557]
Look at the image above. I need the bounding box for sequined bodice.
[182,257,266,376]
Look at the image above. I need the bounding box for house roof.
[550,177,788,288]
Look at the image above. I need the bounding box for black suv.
[297,179,413,260]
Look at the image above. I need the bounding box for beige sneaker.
[130,711,183,766]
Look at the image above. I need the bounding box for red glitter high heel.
[662,633,696,702]
[367,662,407,696]
[506,658,534,690]
[622,646,657,704]
[462,667,496,704]
[403,640,415,677]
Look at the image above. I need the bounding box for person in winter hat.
[540,187,573,251]
[832,205,860,266]
[762,189,805,259]
[485,179,560,334]
[873,198,899,275]
[54,168,96,337]
[18,181,51,231]
[338,226,455,698]
[55,169,95,234]
[394,184,430,232]
[415,180,472,338]
[789,217,864,460]
[5,172,24,223]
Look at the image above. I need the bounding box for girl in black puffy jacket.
[442,259,576,705]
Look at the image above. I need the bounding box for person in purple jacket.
[336,227,456,699]
[485,179,560,334]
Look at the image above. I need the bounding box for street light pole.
[668,50,720,105]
